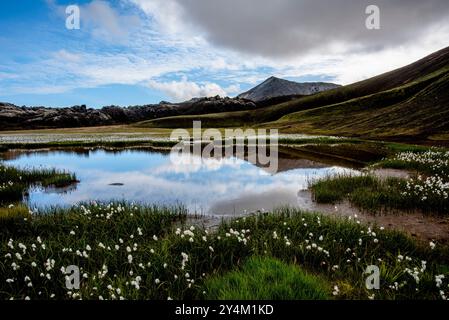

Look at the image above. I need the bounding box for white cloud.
[125,0,449,86]
[131,0,449,59]
[0,72,19,81]
[52,50,82,63]
[48,0,140,43]
[2,0,448,105]
[81,0,141,43]
[129,0,185,35]
[148,77,228,101]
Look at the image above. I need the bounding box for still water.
[4,148,357,215]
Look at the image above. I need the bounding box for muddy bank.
[188,188,449,243]
[298,190,449,243]
[368,168,413,180]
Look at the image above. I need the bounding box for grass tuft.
[0,163,77,204]
[311,173,449,214]
[0,204,30,221]
[204,256,331,300]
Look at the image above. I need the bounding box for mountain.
[138,46,449,142]
[237,77,340,102]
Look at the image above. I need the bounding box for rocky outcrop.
[0,96,256,130]
[238,76,340,102]
[0,104,113,129]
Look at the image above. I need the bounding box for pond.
[3,148,357,216]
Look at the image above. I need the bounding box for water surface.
[4,148,357,215]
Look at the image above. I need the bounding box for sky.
[0,0,448,108]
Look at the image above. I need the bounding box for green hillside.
[271,67,449,140]
[135,46,449,142]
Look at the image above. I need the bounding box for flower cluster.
[391,150,449,178]
[402,175,449,201]
[0,134,169,145]
[1,203,447,301]
[0,181,14,190]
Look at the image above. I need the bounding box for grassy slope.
[136,46,449,141]
[274,69,449,139]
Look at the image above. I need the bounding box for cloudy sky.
[0,0,448,107]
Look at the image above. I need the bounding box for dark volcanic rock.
[0,97,256,130]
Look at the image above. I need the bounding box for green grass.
[311,173,449,214]
[1,204,448,300]
[278,137,361,145]
[134,111,255,129]
[204,256,331,300]
[0,204,30,221]
[0,163,77,204]
[376,149,449,178]
[0,202,188,300]
[310,174,406,212]
[311,175,379,204]
[384,143,435,154]
[217,209,449,300]
[0,139,177,151]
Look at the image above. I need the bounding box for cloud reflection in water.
[5,149,357,215]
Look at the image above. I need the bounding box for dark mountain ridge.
[238,76,340,102]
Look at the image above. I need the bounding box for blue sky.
[0,0,174,107]
[0,0,447,108]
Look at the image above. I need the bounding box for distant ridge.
[238,76,340,102]
[0,96,256,130]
